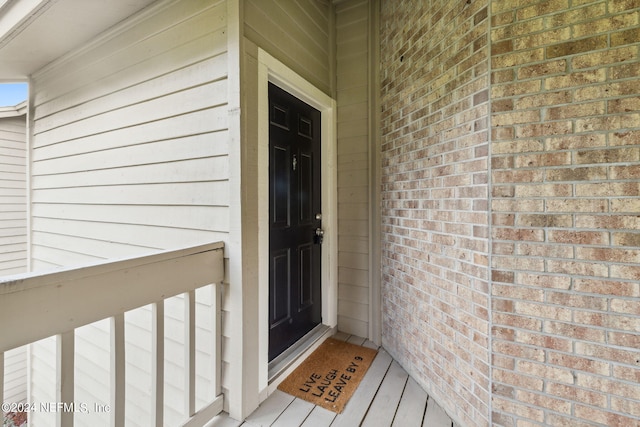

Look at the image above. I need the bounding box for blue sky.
[0,83,28,107]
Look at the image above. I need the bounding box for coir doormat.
[277,338,378,413]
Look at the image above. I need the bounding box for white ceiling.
[0,0,158,80]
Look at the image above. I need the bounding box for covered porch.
[214,332,454,427]
[1,0,639,426]
[0,243,453,427]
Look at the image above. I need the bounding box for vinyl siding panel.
[0,115,27,276]
[244,0,331,95]
[31,0,229,269]
[27,1,230,425]
[3,346,27,405]
[335,0,371,337]
[0,112,28,409]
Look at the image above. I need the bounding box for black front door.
[268,82,322,361]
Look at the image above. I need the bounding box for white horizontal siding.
[336,0,371,337]
[74,320,111,427]
[31,0,230,268]
[3,346,27,405]
[28,0,230,423]
[0,115,27,276]
[28,337,57,427]
[244,0,331,95]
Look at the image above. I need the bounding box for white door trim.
[256,48,338,398]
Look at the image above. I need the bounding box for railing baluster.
[111,314,125,427]
[57,331,74,427]
[0,242,224,427]
[152,302,164,427]
[186,290,196,417]
[0,351,4,408]
[214,283,222,397]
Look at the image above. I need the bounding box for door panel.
[271,249,291,327]
[298,152,313,223]
[299,243,313,309]
[272,145,291,227]
[269,83,322,361]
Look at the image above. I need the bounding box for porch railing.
[0,242,225,427]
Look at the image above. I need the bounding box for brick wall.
[379,1,491,426]
[490,1,640,426]
[380,0,639,426]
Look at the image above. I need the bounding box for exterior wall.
[244,0,332,95]
[0,111,28,407]
[21,0,335,421]
[379,1,491,427]
[0,113,27,276]
[245,0,378,343]
[380,0,640,426]
[27,0,230,425]
[490,1,640,426]
[30,0,230,269]
[3,346,27,405]
[240,0,334,412]
[336,0,372,338]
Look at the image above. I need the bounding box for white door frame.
[256,49,338,397]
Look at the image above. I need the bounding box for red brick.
[516,273,571,290]
[546,291,608,311]
[544,321,606,342]
[574,278,639,297]
[516,242,573,258]
[493,368,544,392]
[611,298,640,315]
[611,262,640,280]
[546,166,607,181]
[576,247,640,263]
[572,46,637,69]
[517,60,567,80]
[516,214,572,228]
[383,1,640,426]
[547,352,610,376]
[515,301,572,322]
[613,365,640,383]
[547,260,608,277]
[611,27,640,47]
[547,383,608,407]
[515,331,573,353]
[547,35,608,58]
[545,133,606,150]
[608,331,640,348]
[492,341,545,362]
[494,313,542,332]
[493,228,544,242]
[547,230,609,245]
[575,404,640,426]
[576,342,640,366]
[515,390,572,415]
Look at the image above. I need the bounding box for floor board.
[300,406,336,427]
[330,348,393,427]
[391,377,428,427]
[242,390,294,427]
[361,361,408,427]
[210,333,453,427]
[272,398,315,427]
[423,396,452,427]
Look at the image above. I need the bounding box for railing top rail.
[0,241,225,352]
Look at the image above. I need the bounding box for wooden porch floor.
[207,332,455,427]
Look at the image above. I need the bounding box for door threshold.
[268,324,333,384]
